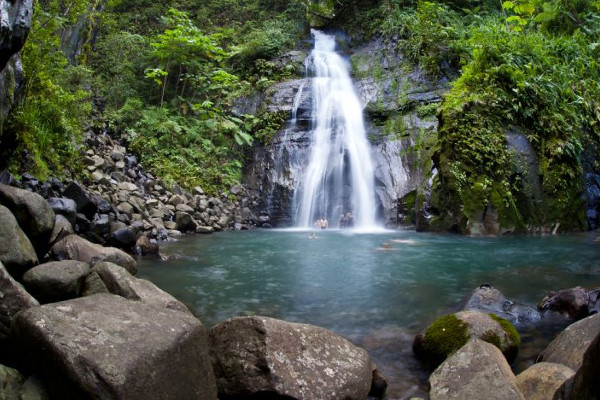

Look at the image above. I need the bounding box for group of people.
[338,212,354,228]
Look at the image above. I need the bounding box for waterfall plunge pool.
[137,230,600,398]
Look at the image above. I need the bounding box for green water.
[137,229,600,397]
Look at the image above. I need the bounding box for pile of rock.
[1,129,272,257]
[0,184,385,399]
[412,284,600,400]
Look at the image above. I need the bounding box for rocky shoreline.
[1,165,600,399]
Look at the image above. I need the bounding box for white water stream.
[294,30,378,230]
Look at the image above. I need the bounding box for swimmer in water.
[376,242,395,251]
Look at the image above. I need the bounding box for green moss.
[481,330,502,348]
[422,314,470,358]
[489,314,520,347]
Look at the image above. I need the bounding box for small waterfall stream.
[293,30,378,229]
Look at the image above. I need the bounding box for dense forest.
[1,0,599,232]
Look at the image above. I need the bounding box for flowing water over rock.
[293,30,377,229]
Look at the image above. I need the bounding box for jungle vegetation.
[2,0,599,230]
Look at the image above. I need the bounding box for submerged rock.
[208,316,373,400]
[12,294,217,399]
[429,339,524,400]
[457,284,541,326]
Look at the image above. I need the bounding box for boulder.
[0,261,39,350]
[108,226,138,249]
[48,214,74,246]
[46,197,77,225]
[169,194,186,206]
[0,205,38,278]
[134,234,159,256]
[429,339,524,400]
[457,284,541,326]
[413,310,520,369]
[516,362,574,400]
[537,312,600,371]
[22,260,90,303]
[538,286,600,319]
[50,234,137,275]
[565,330,600,400]
[12,294,218,399]
[175,211,197,232]
[62,182,97,219]
[208,316,372,400]
[85,262,190,314]
[0,364,24,399]
[0,183,55,239]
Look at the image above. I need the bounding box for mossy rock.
[413,310,520,369]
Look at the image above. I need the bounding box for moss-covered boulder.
[413,310,520,369]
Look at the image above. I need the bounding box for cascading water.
[293,30,378,230]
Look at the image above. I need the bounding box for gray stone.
[46,198,77,225]
[537,312,600,371]
[134,235,159,256]
[208,316,372,400]
[0,205,38,278]
[516,362,574,400]
[175,203,194,213]
[196,226,214,234]
[22,260,90,303]
[0,364,24,399]
[458,284,541,326]
[108,226,138,249]
[175,211,197,232]
[429,339,524,400]
[12,294,217,399]
[62,182,97,219]
[0,183,55,239]
[169,194,186,206]
[19,375,49,400]
[89,262,189,314]
[566,330,600,400]
[50,235,137,275]
[116,201,133,216]
[0,261,39,343]
[48,215,74,247]
[117,182,138,192]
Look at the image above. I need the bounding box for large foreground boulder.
[0,179,55,240]
[50,234,137,275]
[0,205,38,277]
[208,316,373,400]
[537,312,600,371]
[457,284,541,326]
[413,310,520,369]
[565,330,600,400]
[429,339,524,400]
[22,260,90,303]
[0,261,38,358]
[83,262,190,314]
[12,294,217,399]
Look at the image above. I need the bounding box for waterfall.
[293,30,378,230]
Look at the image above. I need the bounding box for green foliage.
[123,106,245,193]
[422,314,470,359]
[4,0,92,179]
